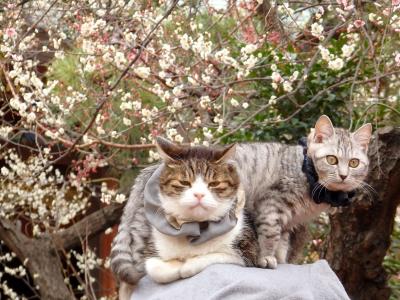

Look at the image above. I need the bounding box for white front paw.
[258,256,278,269]
[180,260,204,279]
[145,257,183,284]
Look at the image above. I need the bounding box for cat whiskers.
[311,176,335,200]
[350,179,377,203]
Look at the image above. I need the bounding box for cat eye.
[179,180,191,187]
[208,181,220,188]
[349,158,360,168]
[326,155,338,165]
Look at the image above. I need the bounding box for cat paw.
[258,256,278,269]
[180,259,204,279]
[145,257,183,284]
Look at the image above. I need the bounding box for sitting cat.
[111,139,258,299]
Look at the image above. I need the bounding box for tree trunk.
[0,203,123,299]
[324,127,400,300]
[28,238,75,300]
[0,219,74,300]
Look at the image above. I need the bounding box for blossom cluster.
[0,0,399,298]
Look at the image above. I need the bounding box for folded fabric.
[132,260,350,300]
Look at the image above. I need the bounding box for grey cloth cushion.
[132,260,350,300]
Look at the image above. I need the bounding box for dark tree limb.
[0,218,74,300]
[0,203,124,299]
[324,127,400,300]
[53,203,124,250]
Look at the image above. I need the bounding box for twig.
[46,0,178,166]
[14,0,59,50]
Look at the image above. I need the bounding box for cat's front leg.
[180,253,244,279]
[275,231,290,264]
[255,208,282,269]
[145,257,184,283]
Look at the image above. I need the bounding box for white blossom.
[230,98,239,107]
[342,44,355,58]
[328,57,344,70]
[311,23,324,38]
[134,66,150,79]
[283,81,293,92]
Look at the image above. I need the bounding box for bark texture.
[325,127,400,300]
[0,203,123,300]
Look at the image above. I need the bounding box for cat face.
[307,115,372,192]
[156,137,239,222]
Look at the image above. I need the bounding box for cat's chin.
[168,205,229,223]
[184,206,210,221]
[182,207,223,222]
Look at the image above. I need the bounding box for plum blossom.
[342,44,356,58]
[230,98,239,107]
[5,28,17,39]
[283,81,293,92]
[134,66,151,79]
[328,57,345,70]
[395,53,400,66]
[311,23,324,39]
[354,20,365,28]
[271,71,283,83]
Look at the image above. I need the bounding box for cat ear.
[352,123,372,150]
[215,143,236,163]
[314,115,335,143]
[155,137,181,162]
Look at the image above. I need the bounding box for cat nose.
[193,193,205,201]
[340,175,347,180]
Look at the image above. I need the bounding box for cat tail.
[119,282,136,300]
[110,221,144,285]
[110,166,157,285]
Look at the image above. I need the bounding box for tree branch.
[53,203,124,250]
[0,218,29,260]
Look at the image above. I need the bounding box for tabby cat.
[238,115,372,268]
[111,140,258,299]
[111,115,372,294]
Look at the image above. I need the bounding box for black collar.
[299,137,355,207]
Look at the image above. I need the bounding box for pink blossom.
[271,72,283,83]
[336,0,348,6]
[393,0,400,6]
[383,8,391,16]
[395,53,400,66]
[5,28,16,39]
[353,20,365,28]
[337,0,354,10]
[267,31,281,45]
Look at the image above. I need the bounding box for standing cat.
[234,115,372,268]
[111,140,258,299]
[111,115,372,293]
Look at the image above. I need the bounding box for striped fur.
[110,144,259,290]
[111,116,371,287]
[110,165,157,285]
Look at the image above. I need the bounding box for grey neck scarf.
[144,164,238,245]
